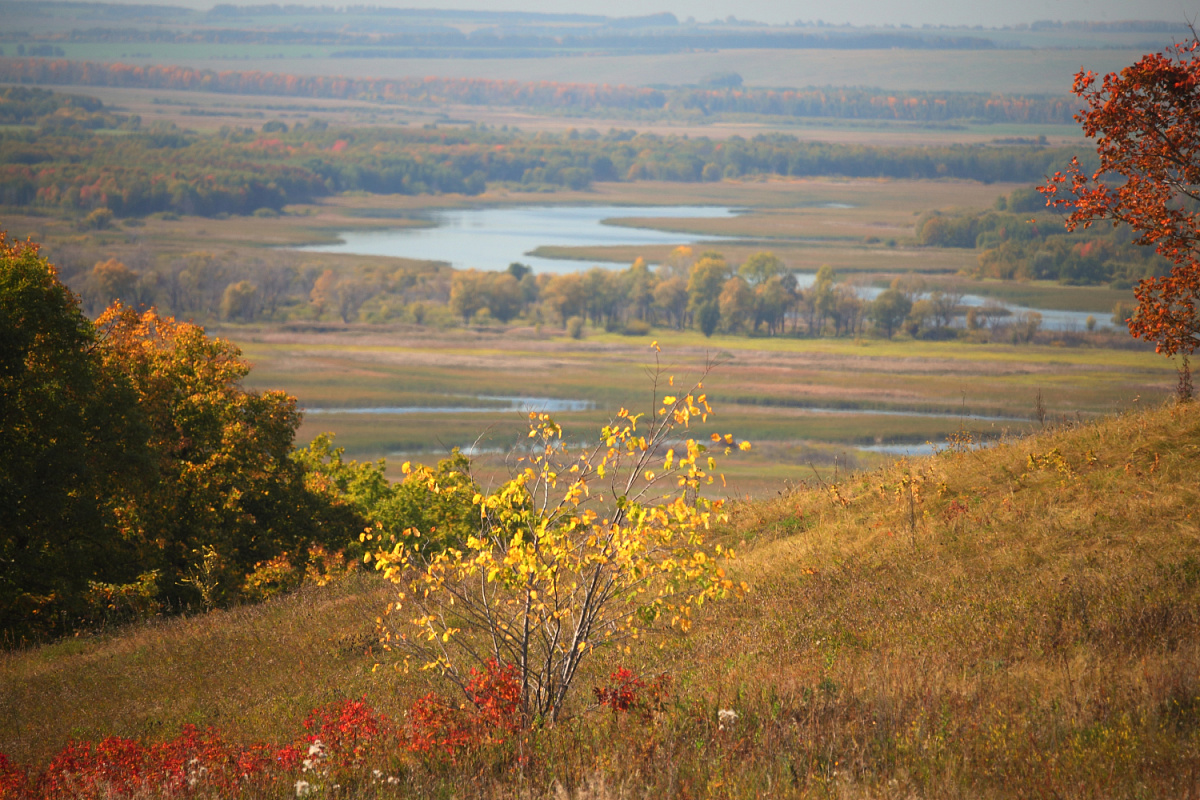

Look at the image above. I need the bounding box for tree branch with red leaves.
[1041,34,1200,358]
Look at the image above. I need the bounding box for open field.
[5,29,1200,793]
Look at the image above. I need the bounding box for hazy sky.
[150,0,1197,27]
[630,0,1193,26]
[440,1,1193,26]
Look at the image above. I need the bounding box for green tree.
[541,273,587,326]
[0,234,152,635]
[623,257,656,322]
[808,264,837,336]
[687,253,728,334]
[869,287,913,339]
[484,273,524,323]
[754,275,794,335]
[738,251,786,287]
[296,437,479,554]
[220,280,260,322]
[652,276,688,329]
[450,270,489,324]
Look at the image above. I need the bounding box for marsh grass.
[4,401,1199,797]
[237,327,1170,493]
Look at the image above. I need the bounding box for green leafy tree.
[0,233,153,635]
[296,437,479,553]
[687,253,728,336]
[2,233,373,634]
[738,251,785,287]
[652,276,688,329]
[808,264,837,336]
[718,275,754,333]
[869,287,914,339]
[449,270,490,325]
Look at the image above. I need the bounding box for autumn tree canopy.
[0,234,373,637]
[1041,35,1200,358]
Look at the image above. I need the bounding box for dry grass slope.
[2,401,1198,798]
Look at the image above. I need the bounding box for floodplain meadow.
[233,325,1173,494]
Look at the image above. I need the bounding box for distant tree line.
[60,236,1060,351]
[0,58,1080,123]
[0,89,1086,219]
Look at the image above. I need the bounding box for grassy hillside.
[2,400,1198,797]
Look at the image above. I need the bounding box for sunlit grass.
[5,400,1198,797]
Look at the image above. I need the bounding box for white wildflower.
[718,708,738,730]
[295,779,312,798]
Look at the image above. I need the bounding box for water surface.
[295,205,740,274]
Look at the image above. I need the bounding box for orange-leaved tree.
[1041,34,1200,394]
[96,304,360,608]
[370,346,748,723]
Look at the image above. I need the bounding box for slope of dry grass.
[2,401,1198,797]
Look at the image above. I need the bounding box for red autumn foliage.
[0,753,29,799]
[0,682,532,799]
[30,725,283,799]
[593,667,672,718]
[404,659,523,756]
[404,693,476,756]
[1041,35,1200,357]
[300,698,393,770]
[464,659,523,732]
